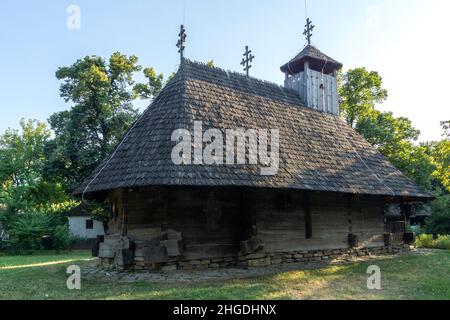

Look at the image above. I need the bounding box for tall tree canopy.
[338,68,449,192]
[339,68,388,127]
[46,52,166,190]
[356,110,436,190]
[0,120,67,213]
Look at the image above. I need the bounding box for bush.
[415,234,450,250]
[424,194,450,235]
[53,224,71,251]
[6,214,52,252]
[415,234,435,248]
[435,235,450,250]
[4,213,69,253]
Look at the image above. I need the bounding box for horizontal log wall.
[106,187,386,266]
[253,190,385,252]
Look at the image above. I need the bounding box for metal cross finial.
[241,46,255,77]
[176,24,187,61]
[303,18,315,45]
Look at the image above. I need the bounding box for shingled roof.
[280,45,343,75]
[74,59,430,199]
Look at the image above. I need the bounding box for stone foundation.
[99,244,411,272]
[238,245,410,268]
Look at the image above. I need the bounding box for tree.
[339,68,388,127]
[424,194,450,235]
[0,119,67,213]
[441,120,450,138]
[132,67,164,100]
[355,110,436,189]
[47,52,166,190]
[356,111,420,151]
[426,122,450,192]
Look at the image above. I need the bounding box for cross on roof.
[303,18,315,45]
[176,25,187,61]
[241,46,255,77]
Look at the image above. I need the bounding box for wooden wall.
[107,187,244,260]
[106,187,386,259]
[284,68,339,115]
[166,188,243,260]
[252,190,385,252]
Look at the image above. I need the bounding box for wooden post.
[161,188,169,232]
[303,191,312,239]
[347,194,353,234]
[303,61,310,107]
[122,189,129,237]
[400,198,405,219]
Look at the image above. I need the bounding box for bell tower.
[280,19,343,115]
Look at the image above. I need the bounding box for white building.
[66,204,105,239]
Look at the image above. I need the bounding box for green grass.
[0,250,449,300]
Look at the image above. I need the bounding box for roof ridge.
[182,58,296,94]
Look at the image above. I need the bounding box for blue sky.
[0,0,449,141]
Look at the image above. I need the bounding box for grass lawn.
[0,250,449,300]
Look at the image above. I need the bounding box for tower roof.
[280,44,343,75]
[74,59,430,200]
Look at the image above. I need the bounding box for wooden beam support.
[160,188,169,231]
[347,194,353,234]
[303,191,312,239]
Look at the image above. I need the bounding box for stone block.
[271,259,282,265]
[245,253,267,260]
[247,258,271,268]
[160,240,183,257]
[161,264,177,272]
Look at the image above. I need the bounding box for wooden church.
[75,22,431,271]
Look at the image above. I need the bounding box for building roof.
[65,203,92,218]
[280,45,343,75]
[74,59,430,200]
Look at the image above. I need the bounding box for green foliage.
[356,111,420,149]
[415,234,450,250]
[441,120,450,138]
[425,137,450,192]
[339,69,449,236]
[206,60,215,68]
[425,193,450,234]
[415,234,435,248]
[3,213,69,253]
[6,214,53,252]
[53,225,71,251]
[355,110,437,189]
[133,67,164,100]
[47,52,169,191]
[89,201,109,225]
[435,235,450,250]
[339,68,388,127]
[0,119,70,214]
[47,53,141,190]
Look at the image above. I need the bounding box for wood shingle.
[74,59,431,200]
